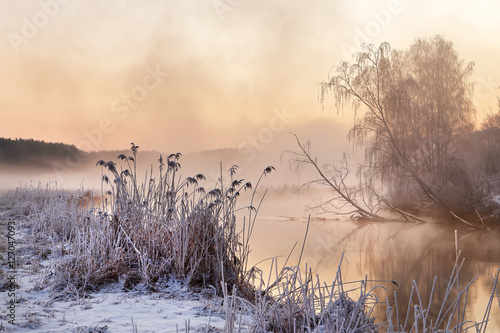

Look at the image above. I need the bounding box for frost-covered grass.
[1,145,499,332]
[3,145,272,300]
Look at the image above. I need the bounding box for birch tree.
[320,36,480,222]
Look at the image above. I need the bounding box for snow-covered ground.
[0,212,251,333]
[1,277,243,332]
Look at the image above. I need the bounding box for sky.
[0,0,499,154]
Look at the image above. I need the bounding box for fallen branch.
[449,211,484,230]
[382,198,428,223]
[289,133,384,220]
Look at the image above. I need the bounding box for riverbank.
[1,185,498,332]
[0,210,240,332]
[0,184,379,333]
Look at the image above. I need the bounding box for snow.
[491,195,500,205]
[1,269,248,332]
[1,271,239,332]
[0,213,252,333]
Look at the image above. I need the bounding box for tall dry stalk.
[49,144,274,297]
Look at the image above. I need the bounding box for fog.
[246,205,500,329]
[1,2,500,329]
[1,1,499,154]
[0,117,360,194]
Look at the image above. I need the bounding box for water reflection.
[249,213,500,330]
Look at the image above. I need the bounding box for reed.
[2,145,499,332]
[246,255,379,332]
[381,234,500,333]
[20,144,274,298]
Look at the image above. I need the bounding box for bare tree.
[483,98,500,130]
[479,98,500,175]
[319,36,483,225]
[288,133,382,219]
[404,37,476,175]
[288,133,426,222]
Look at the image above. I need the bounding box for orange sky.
[0,0,499,153]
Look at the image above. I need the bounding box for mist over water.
[2,2,500,331]
[0,116,357,192]
[2,137,500,329]
[247,192,500,329]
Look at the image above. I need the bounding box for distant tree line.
[0,137,83,168]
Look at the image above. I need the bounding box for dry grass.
[1,145,499,332]
[247,256,379,332]
[2,145,273,300]
[382,241,500,333]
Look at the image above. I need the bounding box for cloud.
[0,0,499,154]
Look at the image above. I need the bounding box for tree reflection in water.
[309,220,500,330]
[250,216,500,331]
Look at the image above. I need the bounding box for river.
[246,190,500,331]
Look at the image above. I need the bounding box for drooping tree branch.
[320,39,485,228]
[288,132,426,222]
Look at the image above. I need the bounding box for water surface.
[247,192,500,330]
